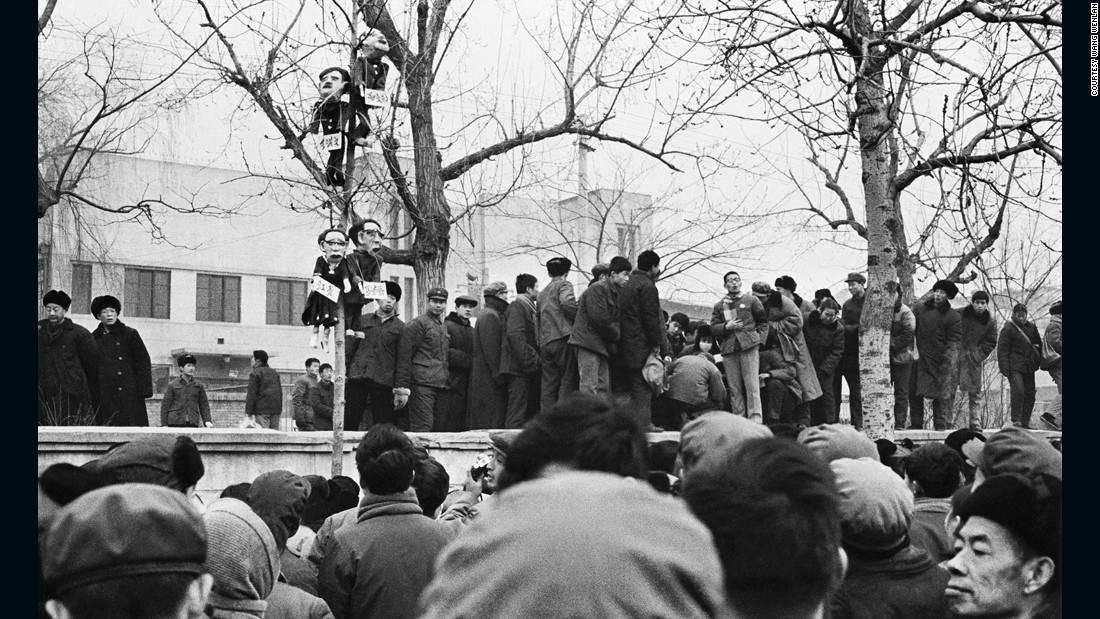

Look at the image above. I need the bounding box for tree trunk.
[406,60,450,313]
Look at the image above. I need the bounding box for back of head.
[43,484,208,619]
[355,424,417,495]
[247,470,311,551]
[92,435,205,492]
[413,457,450,517]
[971,427,1062,485]
[637,249,660,272]
[678,411,773,487]
[202,498,279,615]
[903,443,965,498]
[496,393,647,492]
[647,440,680,475]
[684,438,843,616]
[830,458,914,557]
[546,256,572,277]
[253,349,268,364]
[515,273,537,294]
[797,424,879,464]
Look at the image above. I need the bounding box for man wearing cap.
[469,281,511,428]
[835,272,866,428]
[998,303,1043,429]
[41,484,214,619]
[436,293,478,431]
[1042,301,1062,430]
[775,275,815,322]
[38,290,100,425]
[347,280,405,430]
[162,355,213,428]
[89,295,153,426]
[947,473,1061,618]
[501,273,542,428]
[962,425,1062,489]
[395,287,451,431]
[910,280,963,430]
[611,250,670,431]
[951,291,998,430]
[246,350,284,430]
[538,257,579,411]
[566,259,625,398]
[711,271,770,422]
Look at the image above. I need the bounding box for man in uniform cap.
[436,293,479,431]
[469,282,511,428]
[41,484,214,618]
[911,280,962,430]
[395,286,451,431]
[836,273,866,428]
[38,290,100,425]
[90,294,153,426]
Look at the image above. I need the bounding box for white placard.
[362,88,389,108]
[313,277,341,303]
[313,132,342,152]
[360,281,388,299]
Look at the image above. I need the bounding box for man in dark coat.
[537,257,578,411]
[246,349,284,429]
[803,298,844,424]
[611,250,670,431]
[395,287,451,432]
[38,290,100,425]
[500,274,541,428]
[346,280,404,430]
[89,295,153,426]
[910,280,963,430]
[997,303,1042,429]
[469,282,510,429]
[566,261,624,397]
[309,363,336,431]
[952,291,998,430]
[835,272,866,429]
[291,358,321,431]
[1041,301,1062,430]
[435,294,477,432]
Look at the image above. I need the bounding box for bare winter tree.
[660,0,1062,437]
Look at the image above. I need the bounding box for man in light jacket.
[537,257,578,411]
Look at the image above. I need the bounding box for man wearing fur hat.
[90,295,153,426]
[951,291,998,430]
[346,280,405,430]
[38,290,100,425]
[997,303,1042,429]
[910,280,963,430]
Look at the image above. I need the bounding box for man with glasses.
[345,219,386,323]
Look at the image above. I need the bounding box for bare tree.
[660,0,1061,437]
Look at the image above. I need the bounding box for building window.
[71,263,92,314]
[266,278,307,326]
[617,224,638,259]
[402,276,415,318]
[124,267,171,319]
[197,274,241,322]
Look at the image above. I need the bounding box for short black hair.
[723,271,740,283]
[318,363,333,373]
[253,350,269,364]
[355,424,417,494]
[647,440,680,475]
[305,358,320,368]
[637,250,660,272]
[546,257,572,277]
[902,443,965,498]
[496,393,647,492]
[53,572,199,619]
[347,219,383,246]
[684,437,843,616]
[669,312,690,331]
[609,256,632,274]
[413,457,450,517]
[515,273,537,294]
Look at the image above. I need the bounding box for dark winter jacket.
[758,347,801,400]
[469,295,509,429]
[38,317,100,421]
[710,293,769,354]
[1045,315,1062,370]
[444,312,474,391]
[998,319,1042,376]
[908,498,954,564]
[831,545,950,619]
[500,295,540,376]
[91,320,153,426]
[841,293,866,357]
[160,375,211,427]
[955,305,998,392]
[267,580,333,619]
[246,363,284,418]
[803,311,845,377]
[317,489,455,619]
[309,380,335,431]
[764,293,822,403]
[537,278,578,346]
[914,299,962,399]
[347,312,404,387]
[292,373,320,425]
[342,249,382,307]
[396,313,450,388]
[614,270,668,368]
[665,355,726,406]
[568,279,620,357]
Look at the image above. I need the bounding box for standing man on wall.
[394,287,451,432]
[952,291,998,430]
[836,272,866,429]
[246,350,284,430]
[90,295,153,426]
[436,294,478,432]
[911,280,963,431]
[38,290,100,425]
[291,358,321,431]
[537,257,578,412]
[710,271,769,423]
[611,250,669,431]
[500,274,541,428]
[566,261,626,397]
[469,282,511,429]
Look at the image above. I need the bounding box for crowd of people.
[38,238,1063,434]
[38,393,1063,618]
